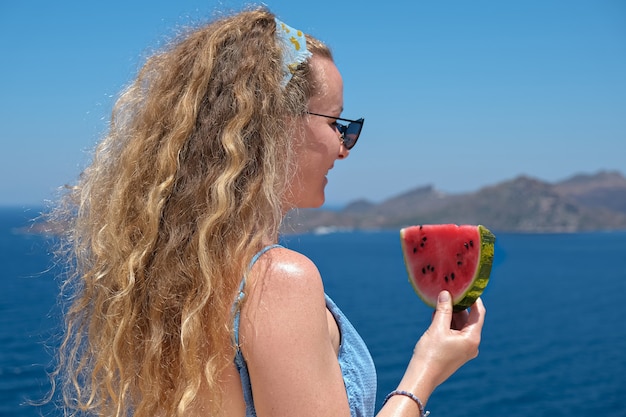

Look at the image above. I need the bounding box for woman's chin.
[283,185,326,210]
[301,194,326,209]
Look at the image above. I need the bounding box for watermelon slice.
[400,224,495,311]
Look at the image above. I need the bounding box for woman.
[51,8,485,417]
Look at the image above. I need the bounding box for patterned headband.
[274,18,312,86]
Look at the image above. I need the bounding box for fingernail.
[439,291,450,302]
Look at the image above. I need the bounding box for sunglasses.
[306,112,364,150]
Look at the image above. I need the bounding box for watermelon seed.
[413,247,417,254]
[422,267,426,274]
[431,266,435,272]
[469,240,474,247]
[444,275,449,283]
[422,237,427,241]
[451,273,455,280]
[464,242,469,249]
[457,261,462,266]
[420,242,425,248]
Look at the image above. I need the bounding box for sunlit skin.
[285,55,349,210]
[234,56,350,417]
[196,56,486,417]
[197,56,350,417]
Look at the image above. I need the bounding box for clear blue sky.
[1,0,624,207]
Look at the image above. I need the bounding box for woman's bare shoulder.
[248,246,324,298]
[239,247,349,416]
[241,246,328,344]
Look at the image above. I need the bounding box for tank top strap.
[232,244,283,417]
[233,244,283,346]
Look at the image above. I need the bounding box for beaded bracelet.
[382,390,430,416]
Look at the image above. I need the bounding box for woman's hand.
[384,290,486,416]
[416,290,486,390]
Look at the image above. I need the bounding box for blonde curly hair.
[50,7,331,416]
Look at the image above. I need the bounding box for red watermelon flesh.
[400,224,495,311]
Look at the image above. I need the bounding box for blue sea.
[1,207,625,417]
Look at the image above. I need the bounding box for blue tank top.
[232,245,377,417]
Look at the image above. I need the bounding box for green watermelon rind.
[400,225,495,312]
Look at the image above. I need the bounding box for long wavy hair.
[49,8,331,416]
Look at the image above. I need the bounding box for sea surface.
[1,207,625,416]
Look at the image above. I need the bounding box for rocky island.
[282,170,626,234]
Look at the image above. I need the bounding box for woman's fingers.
[431,291,453,331]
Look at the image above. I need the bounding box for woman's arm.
[377,291,486,417]
[240,248,352,417]
[241,247,485,417]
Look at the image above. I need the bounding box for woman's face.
[286,56,350,209]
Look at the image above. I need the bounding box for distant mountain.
[282,170,626,234]
[554,170,626,213]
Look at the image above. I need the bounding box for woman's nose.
[338,140,350,159]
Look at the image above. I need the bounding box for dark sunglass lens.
[343,121,362,149]
[335,122,347,136]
